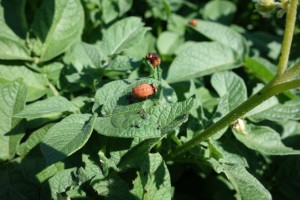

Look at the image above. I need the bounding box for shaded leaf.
[209,139,248,167]
[91,174,131,199]
[17,123,53,156]
[0,0,31,60]
[46,168,77,199]
[131,153,172,200]
[41,114,96,165]
[222,164,272,200]
[0,160,40,199]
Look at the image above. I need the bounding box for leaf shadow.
[40,142,68,166]
[1,0,28,39]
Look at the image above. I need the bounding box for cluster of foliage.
[1,0,300,199]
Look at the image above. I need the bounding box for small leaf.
[118,138,158,170]
[211,71,247,110]
[166,42,241,83]
[105,55,137,71]
[0,79,27,161]
[233,124,300,155]
[118,0,133,16]
[131,153,172,200]
[0,65,48,101]
[17,123,53,156]
[46,168,77,199]
[31,0,84,62]
[209,139,248,167]
[203,0,237,24]
[15,96,77,119]
[101,0,119,23]
[91,174,131,199]
[222,164,272,200]
[157,31,183,55]
[100,17,150,57]
[64,42,103,70]
[244,57,276,84]
[41,114,96,165]
[192,20,248,56]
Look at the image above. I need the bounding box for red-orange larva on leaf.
[188,19,197,27]
[132,83,157,99]
[145,53,161,68]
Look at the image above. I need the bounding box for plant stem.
[167,79,300,160]
[276,0,298,75]
[167,0,299,160]
[277,61,300,83]
[48,82,59,96]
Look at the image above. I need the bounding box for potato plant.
[1,0,300,199]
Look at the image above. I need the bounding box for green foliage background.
[1,0,300,199]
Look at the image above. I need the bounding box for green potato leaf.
[0,0,31,60]
[167,42,241,83]
[94,98,194,138]
[31,0,84,62]
[41,114,97,165]
[233,124,300,155]
[0,79,27,161]
[15,96,77,120]
[192,19,248,56]
[0,65,48,101]
[100,17,150,57]
[222,164,272,200]
[131,153,172,200]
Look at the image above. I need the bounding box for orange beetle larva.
[188,19,197,27]
[132,83,158,99]
[145,53,161,68]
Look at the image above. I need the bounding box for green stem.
[48,82,59,96]
[167,79,300,160]
[167,0,300,160]
[276,0,298,75]
[277,61,300,83]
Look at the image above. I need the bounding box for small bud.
[255,0,277,13]
[232,119,247,135]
